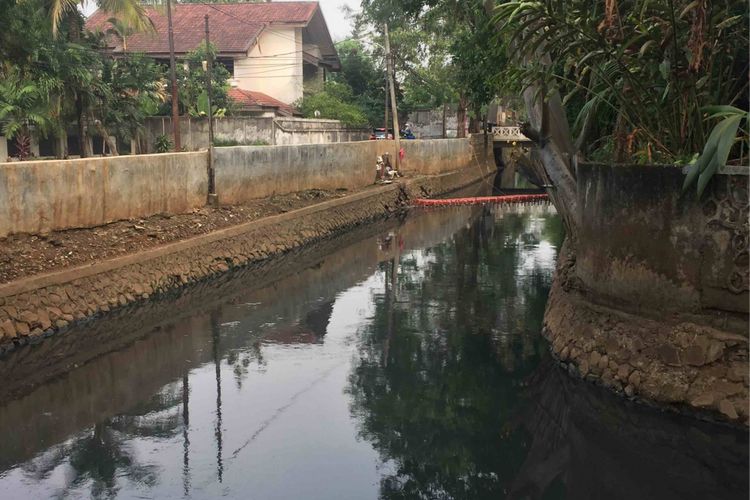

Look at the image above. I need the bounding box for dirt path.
[0,189,347,284]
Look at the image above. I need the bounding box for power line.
[196,2,302,46]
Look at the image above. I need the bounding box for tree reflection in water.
[347,207,747,500]
[348,210,561,499]
[20,384,183,499]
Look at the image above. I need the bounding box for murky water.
[0,204,746,500]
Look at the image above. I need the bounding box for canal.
[0,203,746,499]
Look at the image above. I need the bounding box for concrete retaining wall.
[400,138,474,175]
[543,164,749,425]
[213,140,388,203]
[0,136,493,236]
[0,152,208,237]
[575,164,748,316]
[214,137,483,204]
[273,118,371,146]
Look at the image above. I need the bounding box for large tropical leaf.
[683,110,746,196]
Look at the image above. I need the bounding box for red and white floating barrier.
[413,194,548,207]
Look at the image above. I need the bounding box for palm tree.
[49,0,153,37]
[105,16,134,50]
[0,72,55,160]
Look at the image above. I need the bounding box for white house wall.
[234,28,304,106]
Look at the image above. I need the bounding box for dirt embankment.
[0,189,345,284]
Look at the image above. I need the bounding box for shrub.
[154,134,173,153]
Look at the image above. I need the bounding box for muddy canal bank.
[0,167,491,353]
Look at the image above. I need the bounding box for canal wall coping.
[0,137,482,238]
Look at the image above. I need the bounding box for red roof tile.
[86,2,319,55]
[228,87,295,116]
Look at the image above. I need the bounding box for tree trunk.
[15,128,31,160]
[94,120,119,156]
[457,96,467,138]
[76,96,93,158]
[482,0,579,238]
[54,130,68,159]
[612,110,628,163]
[521,85,579,239]
[469,103,483,134]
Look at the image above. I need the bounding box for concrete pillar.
[0,136,7,161]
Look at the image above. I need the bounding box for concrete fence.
[143,116,370,152]
[0,137,494,237]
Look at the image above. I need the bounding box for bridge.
[491,126,533,144]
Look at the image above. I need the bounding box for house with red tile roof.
[227,88,297,117]
[86,1,339,116]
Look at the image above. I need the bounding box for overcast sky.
[83,1,360,41]
[316,0,359,41]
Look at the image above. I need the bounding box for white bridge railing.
[491,126,531,142]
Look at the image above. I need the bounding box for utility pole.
[384,24,401,172]
[442,103,447,139]
[166,0,181,151]
[384,70,389,133]
[204,15,214,147]
[205,15,217,204]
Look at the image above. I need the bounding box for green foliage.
[0,0,167,157]
[330,39,387,126]
[48,0,153,37]
[683,106,748,196]
[153,133,173,153]
[213,138,269,147]
[0,70,55,159]
[493,0,749,165]
[0,71,55,139]
[98,52,168,141]
[174,43,230,118]
[297,82,369,127]
[358,0,508,125]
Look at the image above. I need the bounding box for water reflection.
[348,208,559,499]
[0,203,745,499]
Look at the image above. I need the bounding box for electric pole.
[384,70,389,133]
[205,15,217,204]
[204,15,214,147]
[384,23,401,171]
[166,0,181,151]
